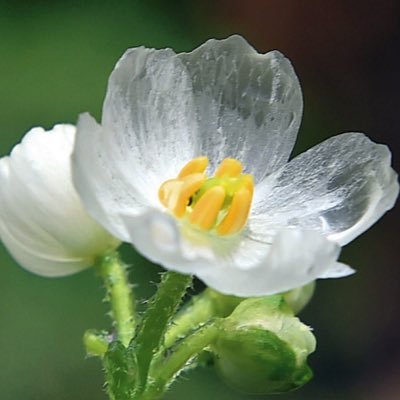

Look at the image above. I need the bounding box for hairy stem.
[97,251,136,347]
[143,320,221,400]
[164,288,242,348]
[133,271,192,395]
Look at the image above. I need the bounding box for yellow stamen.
[190,186,226,230]
[158,156,254,236]
[241,174,255,196]
[178,156,209,178]
[173,173,206,217]
[214,158,243,178]
[158,179,182,208]
[217,187,253,236]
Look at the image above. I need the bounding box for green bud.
[283,281,316,314]
[83,329,109,357]
[213,296,316,394]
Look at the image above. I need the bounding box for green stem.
[97,251,136,347]
[133,271,192,395]
[143,321,221,400]
[164,288,242,349]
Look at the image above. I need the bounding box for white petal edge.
[251,132,399,246]
[318,262,355,279]
[121,209,343,297]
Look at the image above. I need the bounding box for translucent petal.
[177,35,303,181]
[0,125,118,276]
[101,46,200,192]
[251,133,399,246]
[121,209,341,297]
[73,114,150,241]
[318,262,355,279]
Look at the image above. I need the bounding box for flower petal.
[73,113,150,241]
[251,133,399,246]
[0,220,89,277]
[121,209,341,297]
[177,35,303,180]
[74,46,205,241]
[317,262,355,279]
[0,125,118,276]
[102,45,200,188]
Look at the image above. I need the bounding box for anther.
[189,186,226,230]
[215,158,243,178]
[158,179,182,208]
[217,187,253,236]
[173,173,206,217]
[178,156,209,178]
[241,174,255,196]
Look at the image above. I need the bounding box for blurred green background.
[0,1,399,399]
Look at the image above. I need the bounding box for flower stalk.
[143,320,221,400]
[132,271,192,396]
[164,288,242,348]
[97,251,136,347]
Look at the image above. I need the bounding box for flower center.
[158,157,254,236]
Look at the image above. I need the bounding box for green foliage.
[103,341,137,400]
[132,271,192,394]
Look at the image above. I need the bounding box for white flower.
[0,124,120,277]
[72,35,398,296]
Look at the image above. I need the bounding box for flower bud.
[0,124,120,276]
[213,296,316,394]
[83,329,109,357]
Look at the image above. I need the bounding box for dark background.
[0,1,399,399]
